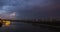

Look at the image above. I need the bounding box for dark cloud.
[0,0,60,20]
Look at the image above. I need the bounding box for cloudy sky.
[0,0,60,20]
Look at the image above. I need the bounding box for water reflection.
[3,20,11,27]
[4,21,11,27]
[0,20,60,32]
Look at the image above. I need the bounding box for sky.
[0,0,60,20]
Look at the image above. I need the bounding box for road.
[0,21,60,32]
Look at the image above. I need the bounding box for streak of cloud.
[0,12,16,19]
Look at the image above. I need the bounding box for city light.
[3,20,11,27]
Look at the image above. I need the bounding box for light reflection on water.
[0,21,60,32]
[2,20,11,27]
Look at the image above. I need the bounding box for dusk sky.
[0,0,60,20]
